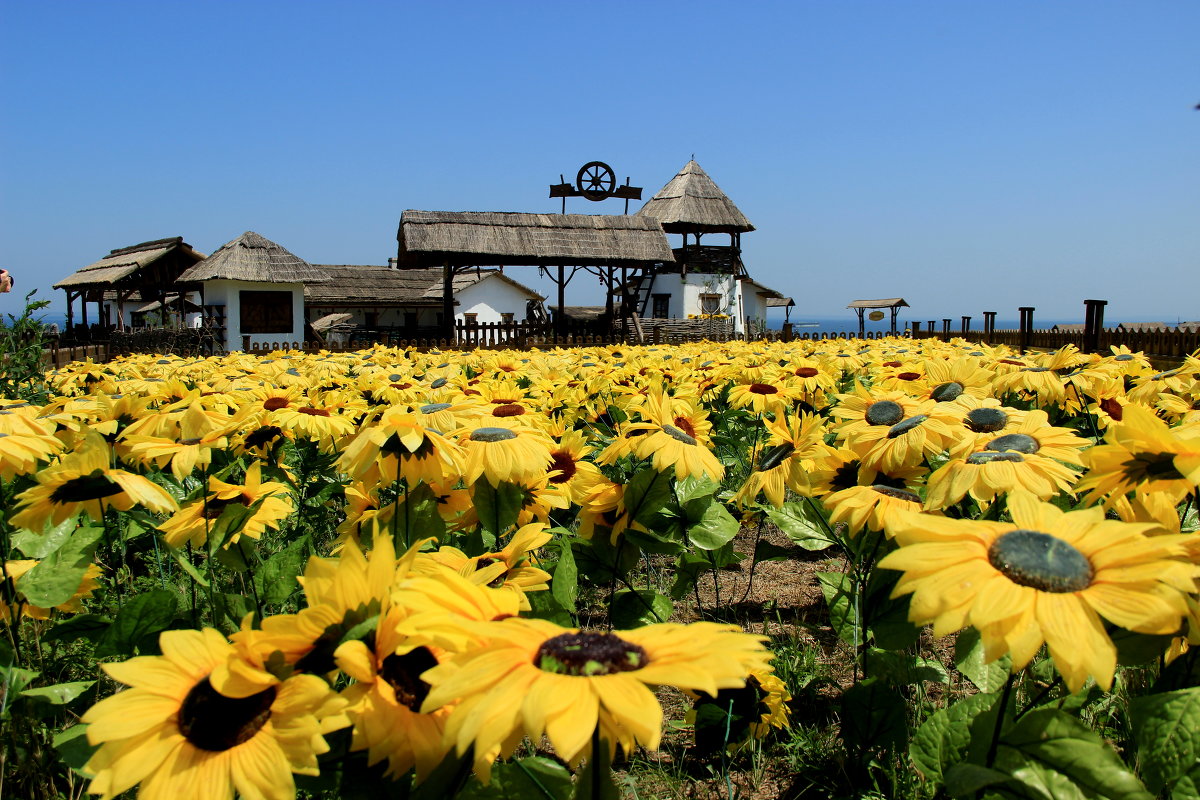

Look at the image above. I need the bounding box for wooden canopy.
[847,298,909,335]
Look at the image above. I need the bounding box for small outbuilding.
[176,231,330,352]
[847,298,910,336]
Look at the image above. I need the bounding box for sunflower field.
[2,334,1200,800]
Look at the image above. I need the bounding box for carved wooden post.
[942,318,952,339]
[961,316,971,335]
[1083,299,1107,354]
[1019,307,1035,353]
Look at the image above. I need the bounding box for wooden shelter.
[396,211,674,338]
[54,237,205,336]
[847,297,910,336]
[176,231,330,352]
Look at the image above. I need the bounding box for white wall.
[201,280,306,352]
[645,272,739,327]
[455,275,539,324]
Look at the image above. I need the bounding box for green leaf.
[457,756,573,800]
[53,724,99,777]
[18,525,103,608]
[766,502,834,551]
[572,535,638,585]
[864,647,949,686]
[164,542,210,587]
[686,501,739,550]
[43,614,110,644]
[669,551,709,600]
[816,570,860,646]
[840,677,908,758]
[609,590,671,628]
[11,514,81,558]
[992,709,1153,800]
[394,482,447,549]
[22,680,95,705]
[94,589,178,657]
[624,468,672,527]
[205,500,258,556]
[257,535,308,606]
[214,592,254,630]
[867,594,921,650]
[550,539,578,613]
[911,692,997,784]
[675,475,720,507]
[474,480,525,539]
[1130,686,1200,796]
[944,763,1026,798]
[955,627,1012,694]
[525,587,574,627]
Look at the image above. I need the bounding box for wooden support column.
[961,316,971,334]
[1019,307,1035,353]
[442,263,455,342]
[556,265,566,339]
[1083,299,1107,354]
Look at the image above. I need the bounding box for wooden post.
[911,321,922,336]
[961,315,971,334]
[1083,299,1107,354]
[442,263,455,343]
[942,318,951,339]
[782,322,793,342]
[556,265,566,339]
[927,320,936,333]
[1019,307,1035,353]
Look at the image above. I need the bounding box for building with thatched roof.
[305,264,545,333]
[633,160,789,336]
[176,231,330,352]
[53,237,205,334]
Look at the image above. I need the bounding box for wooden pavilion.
[395,211,674,339]
[53,237,205,337]
[847,297,910,336]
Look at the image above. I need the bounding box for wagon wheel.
[577,161,616,201]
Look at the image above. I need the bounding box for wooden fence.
[914,327,1200,359]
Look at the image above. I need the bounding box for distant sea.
[763,311,1083,333]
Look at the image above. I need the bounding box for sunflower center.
[965,408,1008,433]
[930,381,964,401]
[1114,354,1134,362]
[672,416,697,438]
[380,647,438,711]
[420,403,452,414]
[662,424,697,445]
[987,433,1039,454]
[871,485,921,503]
[1099,397,1123,421]
[262,397,290,411]
[794,367,819,378]
[470,427,517,443]
[202,496,249,519]
[298,407,331,417]
[492,403,526,417]
[1120,452,1185,482]
[244,425,284,449]
[49,471,123,503]
[178,678,276,752]
[887,415,928,439]
[547,451,578,483]
[757,442,794,472]
[897,371,921,381]
[987,529,1093,593]
[865,401,904,426]
[967,451,1025,464]
[748,383,778,395]
[535,631,647,676]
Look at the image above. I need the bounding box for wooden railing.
[913,327,1200,358]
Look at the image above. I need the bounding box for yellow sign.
[868,310,885,321]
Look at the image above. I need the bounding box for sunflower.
[9,434,177,531]
[1075,404,1200,506]
[0,430,62,480]
[844,408,956,475]
[119,402,235,480]
[687,668,791,752]
[829,385,932,444]
[420,618,771,781]
[82,628,348,800]
[332,605,454,781]
[423,523,553,609]
[734,413,832,507]
[158,462,294,549]
[338,407,462,487]
[879,491,1199,691]
[629,422,724,482]
[457,425,555,487]
[923,451,1080,511]
[823,484,933,537]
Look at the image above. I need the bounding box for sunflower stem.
[1067,380,1101,443]
[985,671,1016,769]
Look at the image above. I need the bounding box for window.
[651,294,670,319]
[364,312,377,329]
[500,312,515,324]
[463,313,478,326]
[700,294,721,314]
[404,312,418,329]
[239,291,292,334]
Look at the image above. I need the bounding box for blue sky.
[1,1,1196,326]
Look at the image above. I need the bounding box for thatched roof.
[306,265,544,305]
[636,160,755,234]
[176,232,329,284]
[847,298,909,309]
[54,237,205,289]
[396,211,674,268]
